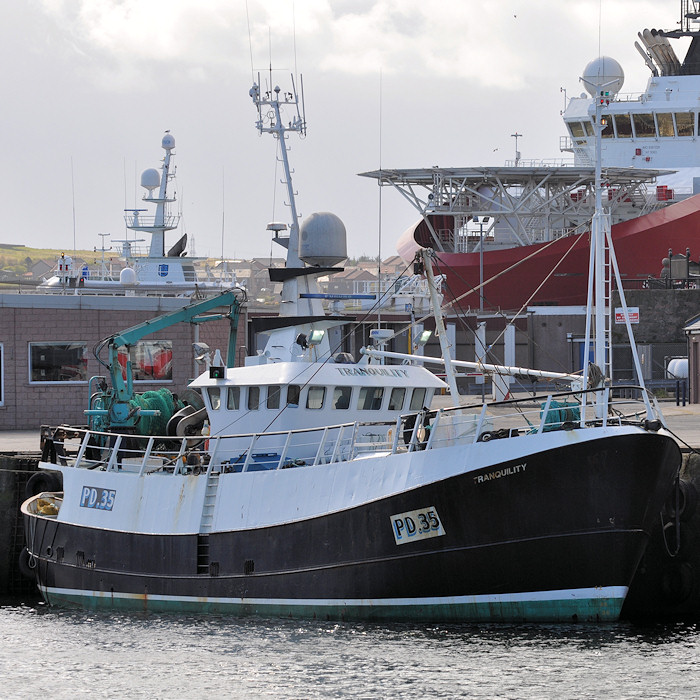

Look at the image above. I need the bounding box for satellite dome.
[141,168,160,191]
[298,212,347,267]
[582,56,624,98]
[120,267,137,286]
[162,133,176,150]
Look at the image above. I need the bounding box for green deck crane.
[86,289,245,434]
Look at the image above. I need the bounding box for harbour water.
[1,601,698,698]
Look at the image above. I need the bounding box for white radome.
[582,56,625,97]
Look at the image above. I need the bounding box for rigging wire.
[245,0,255,82]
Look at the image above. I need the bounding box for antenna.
[250,70,307,267]
[511,132,523,166]
[71,156,77,254]
[245,0,255,81]
[377,68,383,329]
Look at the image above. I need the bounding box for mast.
[422,248,460,406]
[123,133,180,259]
[249,76,325,319]
[584,72,655,419]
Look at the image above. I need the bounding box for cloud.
[34,0,647,93]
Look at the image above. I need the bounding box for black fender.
[25,471,62,500]
[18,546,37,580]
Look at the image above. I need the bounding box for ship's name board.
[80,486,116,511]
[473,463,527,484]
[391,506,445,545]
[335,367,409,378]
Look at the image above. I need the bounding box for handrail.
[41,385,661,477]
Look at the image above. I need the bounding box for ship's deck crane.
[87,289,245,433]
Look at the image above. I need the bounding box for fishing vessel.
[38,133,238,297]
[373,1,700,310]
[21,72,680,623]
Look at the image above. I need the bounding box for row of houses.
[2,254,410,302]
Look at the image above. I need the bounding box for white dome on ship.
[582,56,624,97]
[162,133,176,150]
[298,212,347,267]
[141,168,160,191]
[120,267,137,286]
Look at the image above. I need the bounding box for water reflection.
[1,603,699,699]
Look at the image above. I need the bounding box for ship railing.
[124,214,180,230]
[40,386,663,477]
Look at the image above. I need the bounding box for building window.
[0,343,3,406]
[306,386,326,409]
[117,340,173,381]
[29,342,88,383]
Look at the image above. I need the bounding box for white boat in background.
[21,69,681,623]
[39,133,239,297]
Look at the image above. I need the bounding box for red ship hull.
[399,194,700,310]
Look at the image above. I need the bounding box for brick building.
[0,293,247,430]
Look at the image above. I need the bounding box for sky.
[0,0,686,262]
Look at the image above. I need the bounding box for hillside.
[0,243,96,275]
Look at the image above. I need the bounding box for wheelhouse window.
[657,112,675,137]
[632,113,656,138]
[675,112,695,137]
[409,387,427,411]
[332,386,352,409]
[583,121,594,137]
[358,387,384,410]
[267,386,281,410]
[287,384,301,406]
[117,340,173,381]
[614,114,632,138]
[29,342,88,383]
[248,386,260,410]
[388,387,406,411]
[227,386,240,410]
[568,122,586,139]
[306,386,326,409]
[207,387,221,410]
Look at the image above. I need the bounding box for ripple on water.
[0,604,698,699]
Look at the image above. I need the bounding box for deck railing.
[40,386,664,479]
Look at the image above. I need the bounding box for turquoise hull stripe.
[42,586,626,622]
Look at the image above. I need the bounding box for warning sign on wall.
[614,307,639,324]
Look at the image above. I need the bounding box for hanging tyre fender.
[25,471,63,500]
[660,562,695,605]
[18,546,37,580]
[664,479,698,522]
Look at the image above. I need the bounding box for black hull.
[24,433,680,622]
